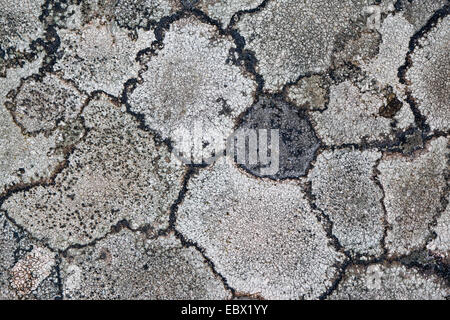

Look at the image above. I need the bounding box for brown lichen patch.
[10,247,55,296]
[379,92,403,118]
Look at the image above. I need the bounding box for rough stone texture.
[363,13,414,97]
[54,19,155,96]
[177,158,345,299]
[378,137,448,256]
[2,94,185,250]
[199,0,264,27]
[329,263,449,300]
[61,230,229,299]
[308,149,384,258]
[406,15,449,132]
[129,17,256,162]
[237,96,320,179]
[235,0,373,91]
[310,81,393,145]
[0,0,448,301]
[0,56,67,196]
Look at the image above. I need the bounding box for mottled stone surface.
[129,17,256,162]
[310,81,393,145]
[0,0,448,300]
[54,19,155,96]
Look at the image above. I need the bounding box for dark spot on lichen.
[379,92,403,118]
[236,96,320,180]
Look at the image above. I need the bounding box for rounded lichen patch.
[6,74,86,133]
[176,158,345,299]
[237,96,319,179]
[128,17,256,162]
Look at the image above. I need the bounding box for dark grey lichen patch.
[2,94,186,250]
[237,96,319,180]
[61,230,230,299]
[5,74,86,134]
[329,263,449,300]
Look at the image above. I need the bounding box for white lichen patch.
[199,0,264,27]
[10,247,56,296]
[362,14,414,99]
[361,13,416,130]
[0,0,45,59]
[5,74,86,133]
[378,137,449,256]
[61,230,230,299]
[235,0,372,91]
[406,15,450,132]
[54,19,155,96]
[310,81,392,145]
[308,149,384,257]
[329,263,449,300]
[128,17,256,161]
[176,157,345,299]
[2,94,186,250]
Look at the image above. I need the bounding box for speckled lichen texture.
[0,0,448,300]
